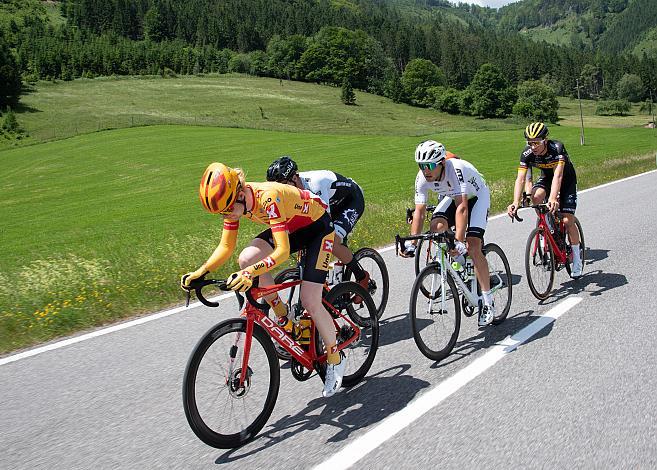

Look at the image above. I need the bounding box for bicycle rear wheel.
[410,264,461,362]
[183,318,280,449]
[525,226,555,300]
[316,282,379,388]
[343,247,389,319]
[483,243,512,324]
[565,219,586,276]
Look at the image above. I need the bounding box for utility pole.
[576,79,585,145]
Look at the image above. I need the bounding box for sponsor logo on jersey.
[264,256,275,268]
[455,168,464,183]
[468,176,480,191]
[323,239,334,252]
[302,202,309,214]
[266,202,281,219]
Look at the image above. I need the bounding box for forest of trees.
[1,0,656,120]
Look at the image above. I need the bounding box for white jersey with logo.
[415,159,488,203]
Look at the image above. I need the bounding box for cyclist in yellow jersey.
[181,163,346,397]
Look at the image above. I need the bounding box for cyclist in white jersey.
[405,140,496,327]
[267,157,370,297]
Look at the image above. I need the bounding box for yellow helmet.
[198,163,241,214]
[524,122,549,140]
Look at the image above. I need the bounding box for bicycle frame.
[232,280,362,387]
[420,238,506,307]
[532,210,569,265]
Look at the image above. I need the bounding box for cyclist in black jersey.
[267,156,370,296]
[507,122,583,278]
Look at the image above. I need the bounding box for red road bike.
[514,204,586,300]
[182,275,378,448]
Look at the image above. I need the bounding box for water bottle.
[332,261,344,284]
[464,256,474,281]
[298,317,312,348]
[451,254,466,279]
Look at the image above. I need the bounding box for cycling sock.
[482,290,493,306]
[571,244,581,262]
[327,344,341,365]
[346,258,366,281]
[268,296,287,318]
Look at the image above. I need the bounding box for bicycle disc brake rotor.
[227,366,253,398]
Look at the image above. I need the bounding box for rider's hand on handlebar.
[399,240,416,258]
[180,268,207,290]
[547,198,559,214]
[226,270,254,292]
[507,203,518,219]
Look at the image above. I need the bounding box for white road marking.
[313,296,583,470]
[0,293,233,366]
[3,167,653,365]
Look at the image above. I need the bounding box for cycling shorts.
[256,213,335,283]
[533,175,577,214]
[431,193,489,239]
[332,182,365,242]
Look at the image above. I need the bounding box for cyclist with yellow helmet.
[181,163,346,397]
[507,122,583,278]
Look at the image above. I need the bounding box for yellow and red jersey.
[200,182,330,277]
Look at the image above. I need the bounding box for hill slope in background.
[494,0,657,57]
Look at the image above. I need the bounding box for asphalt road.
[2,171,656,469]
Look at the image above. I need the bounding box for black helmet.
[524,122,549,140]
[266,156,298,182]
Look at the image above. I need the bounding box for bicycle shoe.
[478,302,495,327]
[322,352,346,398]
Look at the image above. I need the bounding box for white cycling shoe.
[571,257,583,278]
[322,353,346,398]
[478,303,495,328]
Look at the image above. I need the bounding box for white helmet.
[414,140,446,164]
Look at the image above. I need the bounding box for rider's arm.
[245,227,291,277]
[548,161,565,205]
[411,204,426,238]
[201,219,240,272]
[453,194,468,242]
[512,167,528,207]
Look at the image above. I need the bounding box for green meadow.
[1,74,657,353]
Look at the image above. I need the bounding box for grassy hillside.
[1,122,656,353]
[10,73,655,153]
[11,74,520,150]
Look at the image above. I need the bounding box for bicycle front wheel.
[316,281,379,388]
[414,236,440,277]
[483,243,513,324]
[410,264,461,362]
[344,247,389,319]
[183,318,280,449]
[525,226,555,300]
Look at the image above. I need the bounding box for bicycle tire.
[482,243,512,325]
[343,247,389,319]
[316,281,379,388]
[565,219,586,277]
[183,318,280,449]
[525,226,555,300]
[414,236,439,278]
[410,263,461,362]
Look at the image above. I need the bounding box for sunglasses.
[526,139,545,147]
[418,162,438,171]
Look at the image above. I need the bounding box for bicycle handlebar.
[395,231,456,256]
[184,275,267,312]
[405,205,437,224]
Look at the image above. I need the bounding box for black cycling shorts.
[431,196,487,239]
[331,182,365,243]
[533,175,577,214]
[256,213,335,283]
